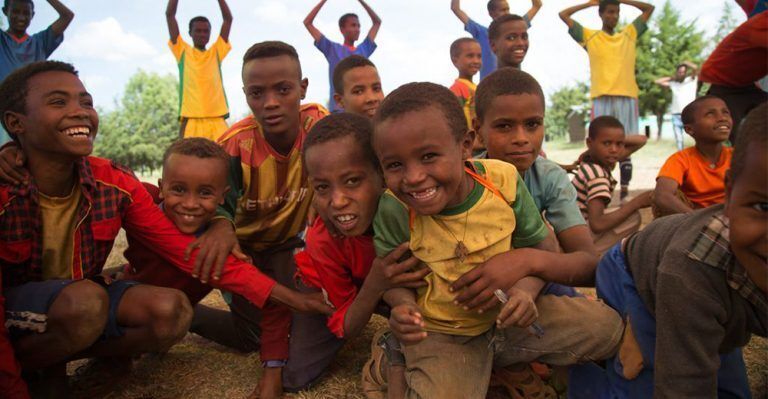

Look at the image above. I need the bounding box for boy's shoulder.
[86,156,138,182]
[574,160,612,180]
[300,103,330,132]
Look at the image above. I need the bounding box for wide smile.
[61,126,93,141]
[333,214,359,231]
[407,187,438,202]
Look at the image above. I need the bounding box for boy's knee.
[147,289,193,348]
[49,280,109,351]
[580,301,625,360]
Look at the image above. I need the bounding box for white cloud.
[252,1,290,23]
[61,17,158,62]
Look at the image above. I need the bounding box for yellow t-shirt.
[39,186,82,280]
[169,35,231,119]
[570,19,647,99]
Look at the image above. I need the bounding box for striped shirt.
[218,104,329,252]
[571,161,616,219]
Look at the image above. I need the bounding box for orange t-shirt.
[657,146,733,209]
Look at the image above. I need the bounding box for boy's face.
[306,135,383,237]
[3,0,33,35]
[242,55,307,139]
[8,71,98,161]
[190,20,211,49]
[674,65,687,81]
[586,126,625,169]
[159,153,229,234]
[491,20,529,68]
[684,98,732,144]
[477,93,544,173]
[599,4,620,30]
[334,66,384,119]
[340,16,361,43]
[725,146,768,293]
[489,0,510,20]
[452,42,482,79]
[374,106,474,216]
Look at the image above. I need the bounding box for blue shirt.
[464,16,530,80]
[315,35,377,112]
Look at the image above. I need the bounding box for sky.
[26,0,743,120]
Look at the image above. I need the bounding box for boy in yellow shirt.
[166,0,232,140]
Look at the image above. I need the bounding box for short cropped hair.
[681,95,722,125]
[339,13,358,28]
[188,16,210,32]
[374,82,467,142]
[475,67,544,121]
[303,112,378,171]
[588,115,624,139]
[0,60,78,134]
[488,14,526,41]
[332,55,376,95]
[162,137,230,173]
[730,102,767,182]
[599,0,620,13]
[242,41,302,79]
[486,0,505,13]
[3,0,33,10]
[449,37,479,60]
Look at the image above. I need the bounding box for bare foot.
[250,367,283,399]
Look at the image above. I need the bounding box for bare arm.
[654,177,694,215]
[525,0,543,22]
[655,76,672,87]
[683,60,698,76]
[621,134,647,159]
[620,0,655,22]
[47,0,74,37]
[559,0,598,28]
[359,0,382,42]
[586,191,651,234]
[166,0,180,43]
[303,0,327,42]
[218,0,233,42]
[450,0,470,25]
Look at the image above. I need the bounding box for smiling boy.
[331,55,384,118]
[449,38,481,146]
[488,14,530,69]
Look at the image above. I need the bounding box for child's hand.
[0,142,28,185]
[633,190,654,209]
[293,291,334,316]
[450,251,530,314]
[389,303,427,346]
[185,218,239,283]
[369,243,428,293]
[496,286,538,329]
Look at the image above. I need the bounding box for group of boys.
[0,1,766,399]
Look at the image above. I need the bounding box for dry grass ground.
[67,139,766,398]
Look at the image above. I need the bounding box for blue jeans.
[671,113,685,151]
[567,244,751,399]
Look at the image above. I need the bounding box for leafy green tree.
[545,82,590,141]
[712,2,739,50]
[636,0,705,138]
[95,70,179,173]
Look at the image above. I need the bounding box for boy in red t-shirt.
[654,96,733,216]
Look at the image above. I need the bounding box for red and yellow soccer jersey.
[450,78,477,131]
[218,104,329,252]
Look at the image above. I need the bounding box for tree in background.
[544,81,590,141]
[636,0,705,139]
[95,71,179,173]
[711,2,739,51]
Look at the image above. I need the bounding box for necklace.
[432,210,470,263]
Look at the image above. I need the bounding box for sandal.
[488,364,558,399]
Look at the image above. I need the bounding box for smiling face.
[306,135,383,236]
[374,106,474,216]
[189,20,211,50]
[242,55,307,140]
[335,66,384,118]
[491,20,529,68]
[478,93,544,173]
[159,153,229,234]
[587,126,625,170]
[3,0,33,37]
[452,41,482,80]
[684,98,732,144]
[8,71,98,161]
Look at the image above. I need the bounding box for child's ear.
[220,185,231,205]
[157,178,164,199]
[472,117,485,145]
[461,130,475,159]
[300,77,309,100]
[4,111,23,139]
[683,124,694,136]
[333,93,344,110]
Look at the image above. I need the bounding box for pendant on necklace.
[455,241,469,263]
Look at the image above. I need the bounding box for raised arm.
[359,0,381,41]
[217,0,233,42]
[559,0,598,28]
[46,0,74,37]
[620,0,654,22]
[166,0,180,43]
[450,0,470,25]
[654,76,672,87]
[682,60,699,76]
[303,0,327,42]
[525,0,543,22]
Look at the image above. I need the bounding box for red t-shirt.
[700,12,768,87]
[295,217,376,338]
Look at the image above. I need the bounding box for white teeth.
[410,187,437,200]
[335,215,356,223]
[62,126,90,136]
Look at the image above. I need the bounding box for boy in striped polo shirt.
[572,116,652,253]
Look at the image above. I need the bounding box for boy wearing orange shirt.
[654,96,733,216]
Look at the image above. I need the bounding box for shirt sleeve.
[657,152,686,186]
[0,274,30,399]
[464,18,486,39]
[523,14,532,28]
[542,166,587,233]
[568,21,585,44]
[581,165,613,206]
[358,37,378,57]
[117,171,276,307]
[314,35,335,59]
[213,36,232,60]
[33,26,63,59]
[168,35,187,62]
[372,193,410,257]
[631,16,648,37]
[511,174,549,248]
